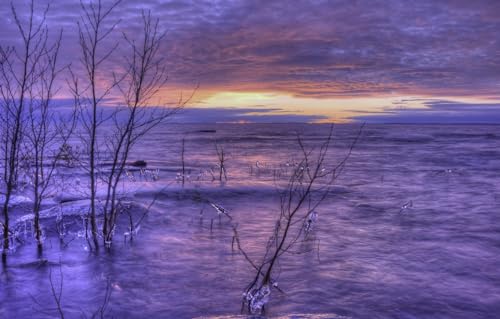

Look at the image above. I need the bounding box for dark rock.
[195,130,216,133]
[130,160,147,167]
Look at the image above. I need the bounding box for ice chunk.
[400,200,413,213]
[0,194,33,206]
[210,202,232,220]
[304,211,319,234]
[125,170,136,182]
[249,284,271,314]
[124,225,141,240]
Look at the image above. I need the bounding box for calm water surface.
[1,124,500,318]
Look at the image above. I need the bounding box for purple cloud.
[1,0,499,98]
[351,100,500,123]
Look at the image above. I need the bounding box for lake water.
[1,123,500,318]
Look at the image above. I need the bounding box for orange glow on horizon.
[184,90,499,123]
[55,85,500,123]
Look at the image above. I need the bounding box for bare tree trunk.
[215,141,227,182]
[101,10,183,247]
[73,0,123,249]
[73,2,192,249]
[27,28,66,255]
[181,137,186,187]
[0,0,50,264]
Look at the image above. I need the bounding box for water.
[1,124,500,318]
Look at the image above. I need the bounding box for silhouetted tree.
[101,10,181,247]
[72,0,191,248]
[0,0,56,263]
[233,125,363,314]
[70,0,123,248]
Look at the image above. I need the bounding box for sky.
[1,0,499,123]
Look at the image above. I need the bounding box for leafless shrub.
[232,124,363,315]
[87,278,113,319]
[0,0,67,262]
[100,9,187,248]
[30,263,113,319]
[122,185,165,243]
[49,265,65,319]
[71,0,191,249]
[180,137,186,186]
[69,0,124,249]
[23,24,77,255]
[214,140,228,182]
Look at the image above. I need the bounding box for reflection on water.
[1,124,500,318]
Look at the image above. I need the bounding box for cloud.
[175,107,328,123]
[42,97,326,123]
[351,100,500,123]
[1,0,499,101]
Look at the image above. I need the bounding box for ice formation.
[400,200,413,213]
[210,202,232,220]
[304,211,319,235]
[244,284,271,314]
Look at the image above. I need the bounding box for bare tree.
[23,27,74,254]
[32,264,113,319]
[73,1,189,248]
[0,0,53,263]
[100,10,187,247]
[215,140,228,182]
[233,125,363,315]
[181,136,186,186]
[70,0,123,249]
[49,266,65,319]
